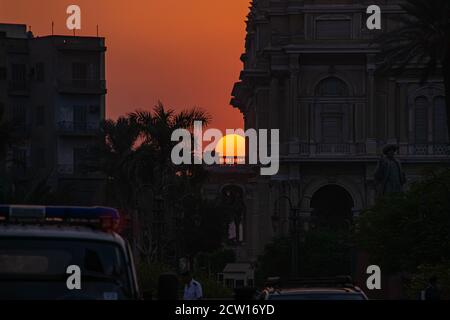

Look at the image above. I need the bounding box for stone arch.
[307,72,356,97]
[310,184,354,228]
[315,77,349,96]
[300,177,364,216]
[219,183,246,195]
[408,84,445,104]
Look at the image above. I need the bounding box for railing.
[296,143,449,156]
[57,164,74,175]
[8,81,30,95]
[7,40,29,53]
[57,163,99,175]
[54,37,106,51]
[298,143,366,155]
[408,144,450,156]
[57,79,106,94]
[317,143,351,154]
[218,156,246,165]
[57,121,100,135]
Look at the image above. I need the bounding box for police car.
[0,205,140,300]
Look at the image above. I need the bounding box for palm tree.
[101,102,210,262]
[129,101,211,192]
[101,116,141,209]
[377,0,450,139]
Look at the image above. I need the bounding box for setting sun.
[215,134,246,164]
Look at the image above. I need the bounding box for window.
[35,148,46,169]
[73,105,87,131]
[433,96,448,143]
[13,104,27,127]
[315,78,349,145]
[322,114,343,143]
[11,64,26,82]
[36,62,45,82]
[72,62,87,80]
[13,148,27,169]
[225,279,234,289]
[36,105,45,126]
[0,239,132,300]
[414,96,428,144]
[316,19,351,40]
[316,77,349,96]
[73,147,88,174]
[0,67,6,80]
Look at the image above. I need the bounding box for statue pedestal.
[366,139,378,155]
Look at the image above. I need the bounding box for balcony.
[7,39,29,54]
[57,163,101,176]
[408,144,450,156]
[57,121,100,136]
[298,143,367,156]
[57,164,74,175]
[57,79,107,95]
[53,37,106,52]
[12,123,31,137]
[8,81,30,96]
[293,142,450,159]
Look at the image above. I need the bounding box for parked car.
[260,276,368,300]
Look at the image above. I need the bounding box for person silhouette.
[421,276,441,300]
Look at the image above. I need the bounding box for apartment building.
[0,23,106,204]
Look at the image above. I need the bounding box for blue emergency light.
[0,205,120,231]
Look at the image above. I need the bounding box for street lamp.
[272,195,301,279]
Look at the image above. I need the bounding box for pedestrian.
[420,276,441,300]
[181,271,203,300]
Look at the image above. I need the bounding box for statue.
[222,186,246,243]
[374,145,406,195]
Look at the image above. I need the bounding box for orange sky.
[0,0,248,131]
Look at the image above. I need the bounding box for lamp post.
[272,195,302,279]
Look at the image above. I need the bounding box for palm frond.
[376,0,449,82]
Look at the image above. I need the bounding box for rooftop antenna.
[51,21,54,35]
[96,25,99,37]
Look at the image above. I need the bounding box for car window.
[0,238,132,300]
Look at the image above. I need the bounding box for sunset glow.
[215,134,246,164]
[0,0,249,132]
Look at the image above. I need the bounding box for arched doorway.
[221,185,246,245]
[310,184,354,229]
[298,184,354,277]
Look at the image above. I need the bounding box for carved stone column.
[366,54,377,154]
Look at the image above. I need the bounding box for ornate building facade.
[206,0,449,280]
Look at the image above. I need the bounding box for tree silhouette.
[377,0,450,139]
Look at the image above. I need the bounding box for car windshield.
[268,292,366,300]
[0,238,132,300]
